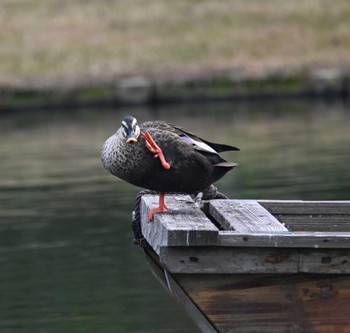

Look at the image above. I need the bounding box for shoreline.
[1,67,349,110]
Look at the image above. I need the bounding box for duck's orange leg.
[141,131,170,221]
[142,131,171,170]
[147,192,168,222]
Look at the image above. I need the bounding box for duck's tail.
[214,161,239,168]
[210,161,238,184]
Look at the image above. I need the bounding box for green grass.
[1,0,350,89]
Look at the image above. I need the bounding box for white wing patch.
[181,135,218,154]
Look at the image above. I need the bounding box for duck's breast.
[101,134,143,180]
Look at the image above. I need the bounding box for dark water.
[1,98,349,333]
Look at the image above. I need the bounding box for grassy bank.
[1,0,350,97]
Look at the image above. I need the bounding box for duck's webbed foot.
[142,131,171,170]
[147,192,168,222]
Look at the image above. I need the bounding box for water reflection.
[0,98,349,332]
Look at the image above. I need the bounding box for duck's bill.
[126,137,138,143]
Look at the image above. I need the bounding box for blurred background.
[1,1,350,332]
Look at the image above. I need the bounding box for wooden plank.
[160,247,350,274]
[141,195,218,254]
[218,231,350,248]
[144,249,217,333]
[259,200,350,215]
[299,250,350,274]
[176,273,350,333]
[271,215,350,232]
[209,200,289,233]
[160,247,299,274]
[259,200,350,232]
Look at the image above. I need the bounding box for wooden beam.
[299,250,350,274]
[218,231,350,248]
[259,200,350,232]
[160,247,299,274]
[159,247,350,274]
[209,200,289,233]
[141,195,218,254]
[259,200,350,215]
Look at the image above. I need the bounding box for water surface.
[1,98,349,333]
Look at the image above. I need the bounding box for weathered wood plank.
[259,200,350,232]
[259,200,350,215]
[270,215,350,232]
[218,231,350,248]
[141,195,218,254]
[209,200,289,233]
[160,247,299,274]
[160,247,350,274]
[176,273,350,333]
[299,250,350,274]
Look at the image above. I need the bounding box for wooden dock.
[139,195,350,333]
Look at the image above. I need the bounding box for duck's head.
[120,116,141,143]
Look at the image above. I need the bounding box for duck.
[101,116,239,221]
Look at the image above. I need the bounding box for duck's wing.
[172,125,240,153]
[140,121,239,154]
